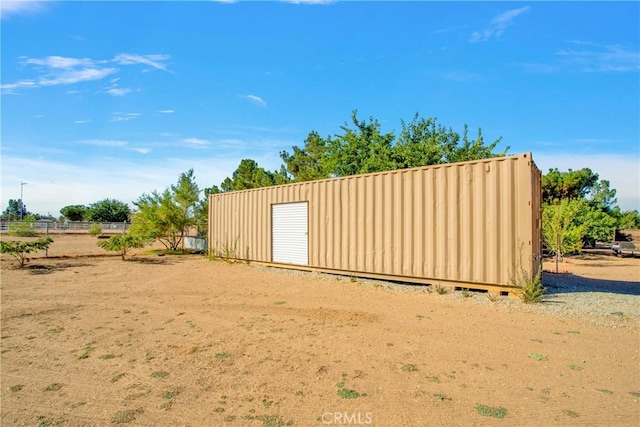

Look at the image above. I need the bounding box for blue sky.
[1,0,639,216]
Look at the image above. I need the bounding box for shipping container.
[209,153,542,294]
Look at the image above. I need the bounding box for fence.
[0,220,130,234]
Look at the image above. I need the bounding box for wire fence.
[0,220,130,234]
[0,220,208,237]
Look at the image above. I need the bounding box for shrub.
[0,237,53,267]
[513,266,545,304]
[88,222,102,237]
[7,216,38,237]
[97,234,150,260]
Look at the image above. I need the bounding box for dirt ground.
[1,234,639,426]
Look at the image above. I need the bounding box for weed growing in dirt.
[273,301,287,305]
[242,414,292,427]
[111,408,144,424]
[512,266,545,303]
[434,285,450,295]
[402,363,418,372]
[214,352,231,359]
[460,288,472,298]
[528,353,549,361]
[629,391,640,397]
[111,373,127,383]
[335,374,367,399]
[77,342,96,360]
[596,389,613,395]
[99,354,118,360]
[567,330,580,334]
[568,364,583,371]
[150,371,169,379]
[43,383,64,392]
[36,415,64,427]
[433,393,452,401]
[475,404,508,419]
[8,384,23,392]
[563,410,580,418]
[163,390,180,399]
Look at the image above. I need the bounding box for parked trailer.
[209,153,542,294]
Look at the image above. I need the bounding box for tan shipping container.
[209,153,542,293]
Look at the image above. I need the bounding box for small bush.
[475,404,508,419]
[88,223,102,237]
[0,237,53,267]
[511,264,545,303]
[97,234,150,260]
[7,217,38,237]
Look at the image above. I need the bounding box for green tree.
[612,209,640,229]
[542,199,587,273]
[2,199,28,220]
[97,234,150,260]
[541,168,599,204]
[60,205,88,221]
[130,169,202,250]
[85,199,131,222]
[394,114,507,168]
[328,111,398,177]
[219,159,282,192]
[279,111,507,182]
[280,131,332,182]
[0,237,53,268]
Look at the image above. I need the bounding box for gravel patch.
[249,263,639,329]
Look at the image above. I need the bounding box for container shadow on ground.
[543,272,640,296]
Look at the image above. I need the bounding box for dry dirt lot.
[1,234,639,426]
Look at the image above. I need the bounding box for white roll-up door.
[272,202,308,265]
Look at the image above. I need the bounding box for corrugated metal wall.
[209,153,542,289]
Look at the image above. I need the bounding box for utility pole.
[20,181,28,220]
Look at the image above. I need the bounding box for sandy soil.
[1,235,639,426]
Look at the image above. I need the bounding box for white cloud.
[534,152,640,211]
[470,6,530,43]
[0,0,47,19]
[105,87,131,97]
[82,139,128,147]
[113,53,173,74]
[0,153,264,216]
[73,120,91,124]
[109,112,141,122]
[182,138,211,147]
[127,148,152,154]
[241,94,268,108]
[158,110,175,114]
[2,53,172,94]
[555,42,640,73]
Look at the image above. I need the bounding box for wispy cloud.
[82,139,128,147]
[113,53,173,74]
[431,25,467,35]
[555,42,640,72]
[182,138,211,147]
[158,110,175,114]
[73,120,91,124]
[127,147,152,155]
[106,87,132,96]
[1,53,172,94]
[523,41,639,73]
[470,6,530,43]
[0,0,48,19]
[109,112,142,122]
[241,94,268,108]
